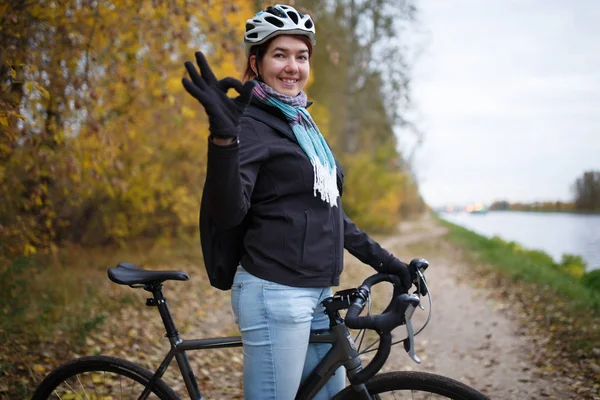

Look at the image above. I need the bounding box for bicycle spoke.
[119,373,123,398]
[75,374,87,399]
[62,379,84,399]
[129,376,135,398]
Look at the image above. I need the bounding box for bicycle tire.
[31,355,180,400]
[333,371,489,400]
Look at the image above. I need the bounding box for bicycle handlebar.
[343,258,429,384]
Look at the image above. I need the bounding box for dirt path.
[30,215,581,399]
[338,214,574,399]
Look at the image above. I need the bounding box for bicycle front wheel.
[334,371,489,400]
[31,355,180,400]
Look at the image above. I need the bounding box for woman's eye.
[298,55,308,61]
[274,53,285,58]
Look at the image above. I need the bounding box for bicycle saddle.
[108,262,190,286]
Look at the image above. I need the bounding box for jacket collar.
[244,99,313,143]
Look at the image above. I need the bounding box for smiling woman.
[181,3,415,400]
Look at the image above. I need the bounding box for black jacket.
[205,99,391,287]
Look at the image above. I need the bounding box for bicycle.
[32,258,489,399]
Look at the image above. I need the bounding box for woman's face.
[252,35,310,97]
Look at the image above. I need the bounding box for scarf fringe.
[312,158,339,207]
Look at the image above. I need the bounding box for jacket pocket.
[299,208,335,273]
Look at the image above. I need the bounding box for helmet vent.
[287,12,298,24]
[247,32,258,39]
[266,6,286,18]
[245,23,255,32]
[265,16,285,28]
[305,20,313,29]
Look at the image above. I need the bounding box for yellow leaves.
[0,144,11,156]
[24,244,37,256]
[307,104,331,143]
[166,76,183,94]
[305,68,315,92]
[341,151,406,232]
[209,51,242,81]
[182,106,197,119]
[60,394,86,400]
[0,111,28,128]
[25,81,50,100]
[32,364,46,374]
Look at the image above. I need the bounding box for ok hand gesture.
[182,52,255,138]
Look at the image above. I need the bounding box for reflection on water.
[440,211,600,271]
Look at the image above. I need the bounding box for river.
[439,211,600,271]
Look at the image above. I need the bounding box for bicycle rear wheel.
[334,371,489,400]
[31,355,179,400]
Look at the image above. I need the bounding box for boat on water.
[466,203,488,214]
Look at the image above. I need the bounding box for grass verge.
[437,218,600,315]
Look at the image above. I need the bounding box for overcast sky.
[404,0,600,207]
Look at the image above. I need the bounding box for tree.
[295,0,425,229]
[573,170,600,212]
[0,0,253,265]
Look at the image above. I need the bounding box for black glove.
[182,51,255,138]
[379,255,412,292]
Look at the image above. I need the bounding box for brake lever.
[415,269,427,310]
[402,294,421,364]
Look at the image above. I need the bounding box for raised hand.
[182,52,255,138]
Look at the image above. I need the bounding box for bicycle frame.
[143,284,370,400]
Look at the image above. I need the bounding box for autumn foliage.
[0,0,424,267]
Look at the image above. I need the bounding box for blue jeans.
[231,267,346,399]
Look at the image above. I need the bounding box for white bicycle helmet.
[244,4,316,56]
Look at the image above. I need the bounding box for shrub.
[558,254,587,279]
[523,249,556,266]
[583,269,600,291]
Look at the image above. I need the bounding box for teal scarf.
[252,81,339,207]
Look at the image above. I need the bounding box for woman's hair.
[242,35,313,82]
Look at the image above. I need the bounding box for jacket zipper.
[301,209,309,265]
[331,208,338,285]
